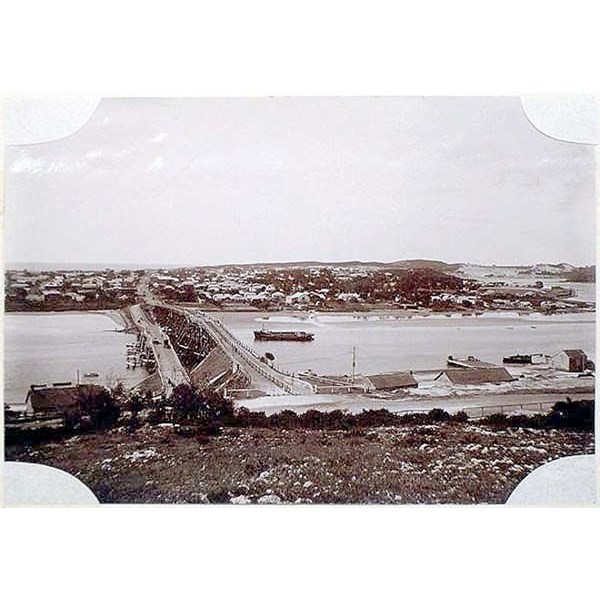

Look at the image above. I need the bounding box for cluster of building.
[11,344,593,420]
[5,269,143,309]
[148,264,469,309]
[339,348,594,395]
[151,265,594,312]
[472,282,591,313]
[146,265,592,313]
[6,264,592,314]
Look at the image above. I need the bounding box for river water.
[217,310,596,377]
[3,312,147,407]
[3,295,596,407]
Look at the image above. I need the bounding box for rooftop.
[437,367,515,385]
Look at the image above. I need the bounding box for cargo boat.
[254,330,314,342]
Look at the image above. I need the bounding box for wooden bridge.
[185,310,315,396]
[143,301,315,396]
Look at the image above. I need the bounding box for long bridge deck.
[130,304,190,397]
[186,309,315,396]
[141,301,316,396]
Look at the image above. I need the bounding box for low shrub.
[548,398,594,431]
[451,411,469,423]
[5,425,67,446]
[232,407,270,428]
[483,413,508,428]
[428,408,451,422]
[232,406,469,431]
[481,399,594,432]
[356,409,397,428]
[230,398,592,433]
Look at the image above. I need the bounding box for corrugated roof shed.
[436,367,514,385]
[366,372,418,390]
[26,384,105,413]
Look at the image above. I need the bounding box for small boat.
[83,372,99,377]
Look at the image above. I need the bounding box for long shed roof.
[26,384,105,412]
[366,372,418,390]
[436,367,514,385]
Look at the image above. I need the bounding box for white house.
[286,292,311,305]
[550,349,588,373]
[336,292,362,303]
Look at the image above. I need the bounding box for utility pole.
[351,346,356,384]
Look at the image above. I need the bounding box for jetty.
[446,355,498,369]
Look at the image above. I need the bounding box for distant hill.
[562,266,595,283]
[386,259,459,273]
[204,260,390,269]
[5,259,593,278]
[6,261,182,272]
[202,259,591,276]
[456,262,591,280]
[197,258,461,272]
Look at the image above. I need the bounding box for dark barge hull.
[502,354,533,364]
[254,330,314,342]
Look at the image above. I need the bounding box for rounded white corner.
[2,461,100,506]
[520,95,599,145]
[506,454,597,507]
[3,95,103,146]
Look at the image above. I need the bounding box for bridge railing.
[176,308,319,395]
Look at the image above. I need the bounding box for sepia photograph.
[2,95,597,506]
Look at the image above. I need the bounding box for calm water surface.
[218,310,596,376]
[4,312,146,406]
[4,299,596,406]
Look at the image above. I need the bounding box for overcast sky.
[4,96,596,267]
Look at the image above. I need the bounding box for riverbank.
[6,421,593,504]
[216,307,595,378]
[199,304,595,317]
[4,301,131,313]
[5,308,128,326]
[3,311,147,407]
[237,389,594,417]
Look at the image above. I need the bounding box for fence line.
[393,399,559,417]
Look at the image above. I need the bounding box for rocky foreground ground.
[6,422,594,504]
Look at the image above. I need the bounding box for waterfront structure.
[364,372,418,391]
[550,349,588,373]
[434,367,514,385]
[446,355,498,368]
[24,383,105,417]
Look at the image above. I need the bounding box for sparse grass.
[6,421,593,504]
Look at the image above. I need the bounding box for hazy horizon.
[5,257,595,272]
[5,97,596,266]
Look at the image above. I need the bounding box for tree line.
[5,383,594,448]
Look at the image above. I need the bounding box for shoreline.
[101,309,128,329]
[4,308,128,327]
[237,388,595,416]
[201,306,595,317]
[4,304,596,320]
[3,309,145,407]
